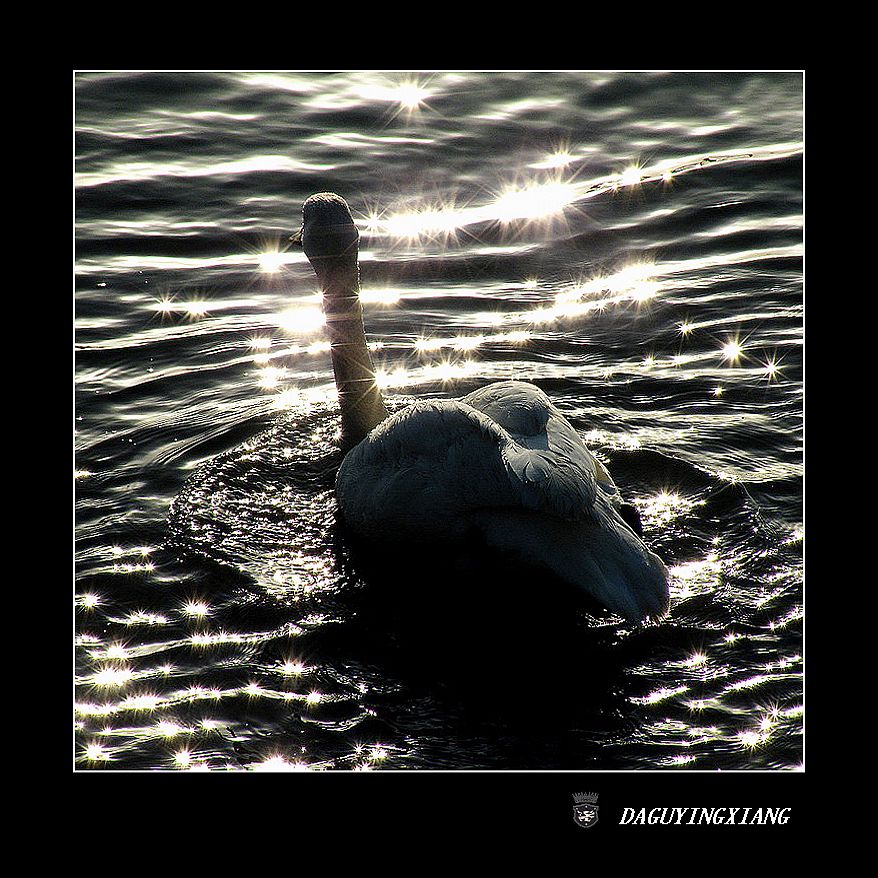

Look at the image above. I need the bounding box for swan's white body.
[293,192,670,624]
[337,381,668,622]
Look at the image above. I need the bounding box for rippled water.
[74,71,803,772]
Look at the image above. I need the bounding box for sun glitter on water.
[258,251,286,273]
[356,76,434,120]
[721,336,745,364]
[616,164,644,188]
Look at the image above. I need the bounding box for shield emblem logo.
[573,802,599,829]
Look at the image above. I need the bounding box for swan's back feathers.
[337,394,599,537]
[336,400,497,537]
[500,443,597,521]
[465,380,619,499]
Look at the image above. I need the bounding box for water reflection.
[246,174,798,412]
[356,78,433,114]
[355,143,800,245]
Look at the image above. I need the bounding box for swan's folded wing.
[465,379,616,502]
[336,398,600,538]
[499,442,598,522]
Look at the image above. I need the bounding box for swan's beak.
[289,226,304,246]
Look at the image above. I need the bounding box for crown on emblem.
[573,792,599,805]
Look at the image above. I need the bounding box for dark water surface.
[74,71,803,771]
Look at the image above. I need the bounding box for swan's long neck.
[316,256,388,448]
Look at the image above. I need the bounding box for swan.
[290,192,670,623]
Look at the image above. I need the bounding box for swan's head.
[291,192,359,282]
